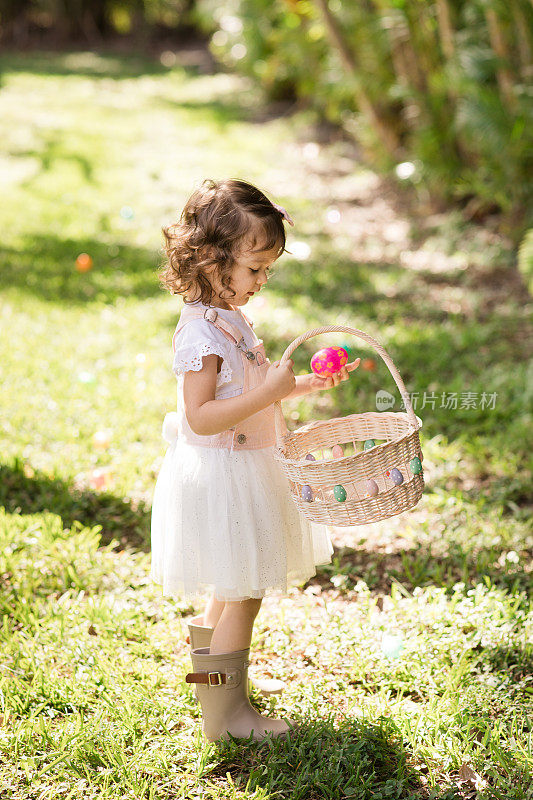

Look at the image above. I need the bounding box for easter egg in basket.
[301,485,314,502]
[410,456,422,474]
[310,346,348,378]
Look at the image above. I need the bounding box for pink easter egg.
[332,444,344,458]
[365,479,379,497]
[88,467,113,490]
[332,347,348,367]
[310,347,349,378]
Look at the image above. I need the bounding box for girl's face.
[211,238,280,309]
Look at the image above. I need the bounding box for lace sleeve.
[172,320,233,388]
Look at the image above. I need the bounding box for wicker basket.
[273,325,424,526]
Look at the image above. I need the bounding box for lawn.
[0,49,531,799]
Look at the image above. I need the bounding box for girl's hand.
[308,358,361,392]
[264,359,296,401]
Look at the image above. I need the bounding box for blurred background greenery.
[1,0,532,245]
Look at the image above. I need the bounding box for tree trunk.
[372,4,424,131]
[314,0,400,156]
[402,0,441,82]
[484,6,516,110]
[509,0,533,81]
[434,0,461,112]
[435,0,455,60]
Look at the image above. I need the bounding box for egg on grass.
[75,253,93,272]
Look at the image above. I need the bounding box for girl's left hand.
[308,358,361,392]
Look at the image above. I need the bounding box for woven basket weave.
[273,325,424,526]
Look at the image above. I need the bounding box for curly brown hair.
[159,179,288,306]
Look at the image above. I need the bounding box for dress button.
[237,434,247,444]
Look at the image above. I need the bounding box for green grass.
[0,49,532,799]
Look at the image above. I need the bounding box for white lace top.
[172,301,260,399]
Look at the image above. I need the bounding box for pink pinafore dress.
[150,302,333,602]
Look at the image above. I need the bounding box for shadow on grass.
[311,536,532,597]
[205,713,426,799]
[155,93,294,129]
[0,48,277,129]
[203,710,500,799]
[0,458,150,550]
[272,252,448,322]
[0,48,211,83]
[0,235,161,305]
[12,135,95,183]
[481,642,533,685]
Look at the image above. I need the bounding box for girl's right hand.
[264,359,296,401]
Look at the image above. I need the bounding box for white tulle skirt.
[150,435,334,602]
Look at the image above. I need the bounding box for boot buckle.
[208,671,223,686]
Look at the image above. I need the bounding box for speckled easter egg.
[333,484,347,502]
[310,346,349,378]
[305,453,316,461]
[365,479,379,497]
[364,439,376,451]
[390,468,404,485]
[332,444,344,459]
[410,456,422,475]
[301,485,313,502]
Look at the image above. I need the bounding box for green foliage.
[2,0,531,230]
[197,0,532,235]
[0,0,197,39]
[194,0,327,103]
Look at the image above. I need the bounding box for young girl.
[151,179,360,743]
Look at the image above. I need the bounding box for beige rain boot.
[186,646,296,742]
[186,615,285,697]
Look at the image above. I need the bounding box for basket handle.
[274,325,420,445]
